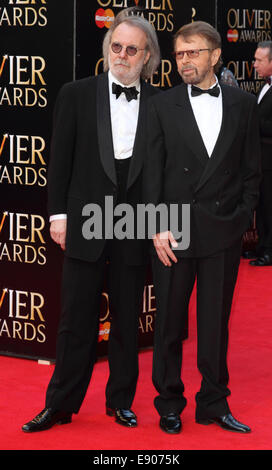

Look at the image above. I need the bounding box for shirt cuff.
[49,214,67,222]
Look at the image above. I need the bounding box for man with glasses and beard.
[22,9,160,433]
[143,21,261,434]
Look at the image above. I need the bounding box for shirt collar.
[108,70,141,93]
[188,75,220,94]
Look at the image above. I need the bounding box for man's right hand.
[50,219,67,251]
[152,231,178,267]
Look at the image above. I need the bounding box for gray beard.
[109,55,144,86]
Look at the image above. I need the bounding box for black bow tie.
[191,84,220,97]
[265,77,271,85]
[112,82,139,102]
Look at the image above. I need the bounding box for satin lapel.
[174,85,209,167]
[194,84,241,193]
[127,81,149,189]
[258,85,272,107]
[96,72,117,186]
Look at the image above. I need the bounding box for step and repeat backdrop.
[0,0,75,360]
[0,0,270,360]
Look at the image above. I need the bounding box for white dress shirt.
[257,76,272,104]
[108,70,140,160]
[50,71,141,222]
[188,77,223,157]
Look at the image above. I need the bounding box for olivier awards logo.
[0,0,47,27]
[0,286,46,343]
[227,8,271,43]
[0,54,47,107]
[226,8,271,93]
[95,0,174,32]
[0,133,47,186]
[226,59,262,94]
[0,211,46,264]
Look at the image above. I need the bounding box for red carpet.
[1,259,272,452]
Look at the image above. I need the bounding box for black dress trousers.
[151,240,242,420]
[46,157,146,413]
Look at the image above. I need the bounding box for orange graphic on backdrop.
[0,55,8,78]
[0,134,8,157]
[95,8,115,29]
[0,288,8,309]
[98,322,111,342]
[0,212,8,234]
[104,9,114,28]
[227,29,239,42]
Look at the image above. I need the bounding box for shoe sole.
[115,420,137,428]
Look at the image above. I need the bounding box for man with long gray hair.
[22,8,160,433]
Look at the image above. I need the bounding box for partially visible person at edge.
[244,41,272,266]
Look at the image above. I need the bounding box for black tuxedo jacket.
[48,72,159,265]
[257,85,272,170]
[143,83,261,257]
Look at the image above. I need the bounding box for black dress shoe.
[196,413,251,433]
[22,408,72,433]
[250,254,272,266]
[106,407,137,427]
[159,413,182,434]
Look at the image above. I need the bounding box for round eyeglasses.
[111,42,146,57]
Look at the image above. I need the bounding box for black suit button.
[184,167,189,173]
[192,199,196,204]
[215,201,220,206]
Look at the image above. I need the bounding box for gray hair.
[102,8,160,80]
[257,41,272,61]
